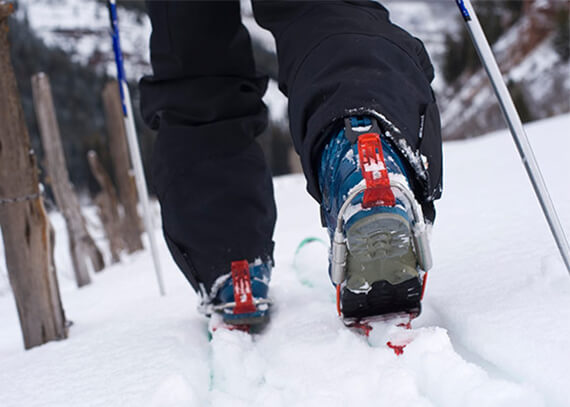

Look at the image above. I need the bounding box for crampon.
[342,310,420,356]
[208,260,271,336]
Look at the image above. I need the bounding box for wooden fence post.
[87,150,124,263]
[0,4,67,349]
[31,73,105,286]
[102,80,143,253]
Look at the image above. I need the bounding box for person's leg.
[140,1,276,300]
[253,1,442,317]
[252,0,442,220]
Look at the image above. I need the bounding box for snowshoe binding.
[319,116,432,324]
[205,259,272,331]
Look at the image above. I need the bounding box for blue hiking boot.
[208,259,272,326]
[319,116,431,319]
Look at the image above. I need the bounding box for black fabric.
[252,0,442,208]
[139,0,443,294]
[140,1,276,294]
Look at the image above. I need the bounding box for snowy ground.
[1,114,569,406]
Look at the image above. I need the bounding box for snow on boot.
[206,259,272,326]
[319,116,430,320]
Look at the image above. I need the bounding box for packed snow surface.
[1,115,570,406]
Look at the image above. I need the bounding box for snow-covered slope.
[1,115,569,406]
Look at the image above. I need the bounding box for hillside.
[438,0,569,139]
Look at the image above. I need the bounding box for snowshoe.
[319,116,432,321]
[205,259,272,327]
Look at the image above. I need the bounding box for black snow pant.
[139,1,443,297]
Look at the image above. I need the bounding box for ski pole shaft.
[108,0,166,294]
[455,0,570,274]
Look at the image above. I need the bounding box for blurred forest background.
[7,0,570,201]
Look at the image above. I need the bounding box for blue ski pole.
[455,0,570,274]
[108,0,166,294]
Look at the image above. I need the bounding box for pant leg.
[140,1,276,295]
[253,0,442,221]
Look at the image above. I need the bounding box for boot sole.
[221,302,271,326]
[342,212,421,319]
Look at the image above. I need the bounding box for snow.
[240,0,276,54]
[262,79,287,124]
[1,114,570,406]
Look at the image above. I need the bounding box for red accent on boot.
[346,320,373,337]
[421,272,428,301]
[357,133,396,208]
[231,260,257,314]
[336,285,342,317]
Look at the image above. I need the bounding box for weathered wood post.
[31,73,105,286]
[87,150,124,263]
[102,80,143,253]
[0,3,67,349]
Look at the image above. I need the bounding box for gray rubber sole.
[345,212,419,294]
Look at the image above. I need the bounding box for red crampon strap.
[231,260,257,315]
[420,272,428,301]
[336,284,342,316]
[357,133,396,208]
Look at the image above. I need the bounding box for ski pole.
[108,0,166,294]
[455,0,570,274]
